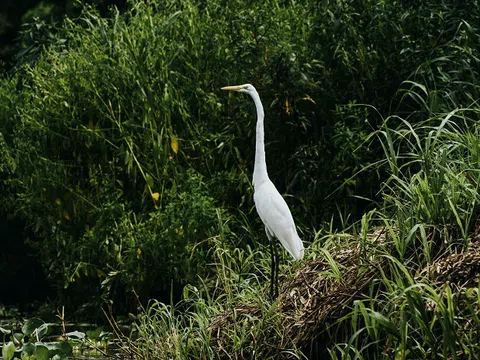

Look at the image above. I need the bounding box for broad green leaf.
[21,342,36,356]
[34,344,49,360]
[86,327,103,340]
[36,323,49,340]
[2,341,16,360]
[40,341,72,354]
[12,332,23,345]
[22,318,45,337]
[145,173,154,188]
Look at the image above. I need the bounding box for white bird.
[222,84,304,297]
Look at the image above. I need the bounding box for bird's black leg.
[273,239,279,298]
[266,227,278,299]
[269,236,275,298]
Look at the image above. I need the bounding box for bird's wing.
[254,181,304,259]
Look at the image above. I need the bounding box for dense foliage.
[0,0,126,69]
[1,0,480,358]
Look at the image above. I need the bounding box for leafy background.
[1,0,479,322]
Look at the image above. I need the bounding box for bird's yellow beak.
[221,85,246,91]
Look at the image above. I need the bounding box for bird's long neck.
[250,90,269,187]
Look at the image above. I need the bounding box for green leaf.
[66,330,85,340]
[22,318,45,337]
[370,311,401,339]
[39,341,72,354]
[36,323,49,340]
[0,327,11,335]
[145,173,154,188]
[86,327,103,340]
[2,341,16,360]
[52,354,68,360]
[56,341,72,354]
[21,342,36,356]
[34,344,49,360]
[12,332,24,346]
[99,331,111,340]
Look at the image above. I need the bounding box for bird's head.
[221,83,256,94]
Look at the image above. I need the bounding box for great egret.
[222,84,304,298]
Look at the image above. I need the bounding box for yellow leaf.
[175,225,184,236]
[64,212,71,221]
[170,135,179,154]
[137,248,142,259]
[55,198,61,205]
[151,192,160,201]
[285,99,293,116]
[301,96,316,104]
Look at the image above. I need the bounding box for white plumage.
[254,180,304,260]
[222,83,304,262]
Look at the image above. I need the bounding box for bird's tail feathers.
[277,227,304,260]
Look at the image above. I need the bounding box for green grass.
[109,104,480,359]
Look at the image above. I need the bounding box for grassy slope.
[119,113,480,359]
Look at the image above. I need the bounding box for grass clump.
[329,107,480,359]
[110,239,297,359]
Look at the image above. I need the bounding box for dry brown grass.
[208,225,480,358]
[208,229,390,358]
